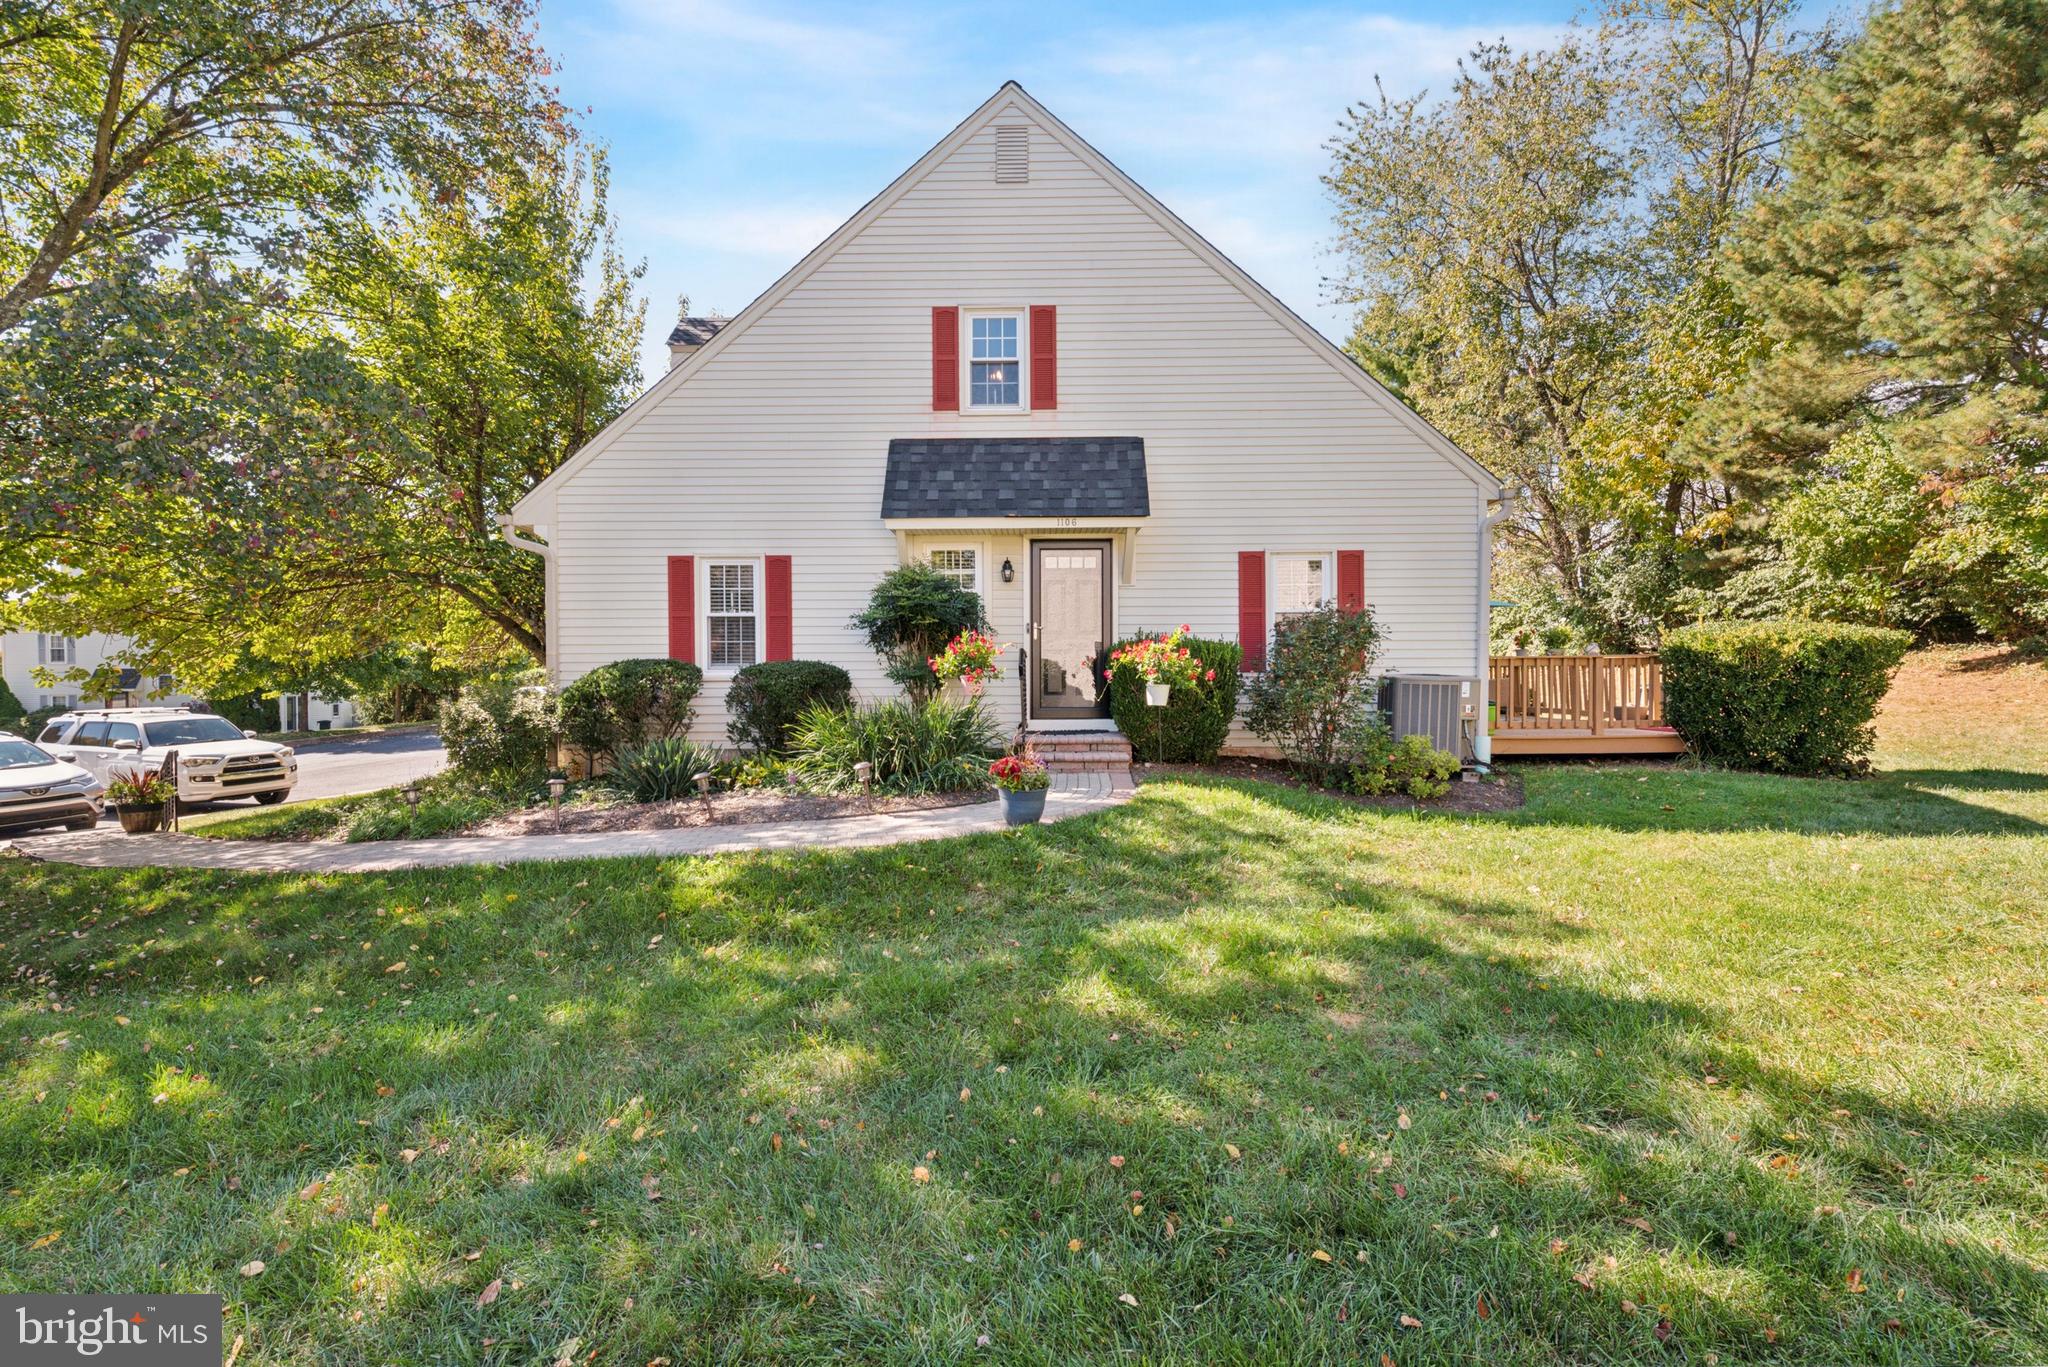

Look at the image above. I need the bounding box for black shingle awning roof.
[881,438,1149,519]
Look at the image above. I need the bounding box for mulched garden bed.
[470,786,995,837]
[1137,756,1525,813]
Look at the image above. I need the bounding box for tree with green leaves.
[1723,0,2047,474]
[1329,39,1644,641]
[3,136,642,692]
[0,0,560,334]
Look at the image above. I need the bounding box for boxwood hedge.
[1107,633,1242,764]
[1661,619,1911,774]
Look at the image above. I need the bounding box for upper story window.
[705,560,760,669]
[41,633,75,664]
[967,313,1022,408]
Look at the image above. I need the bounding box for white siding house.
[511,84,1509,759]
[0,631,198,715]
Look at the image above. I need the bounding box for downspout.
[1472,485,1521,766]
[496,515,556,677]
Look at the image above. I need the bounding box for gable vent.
[994,126,1029,183]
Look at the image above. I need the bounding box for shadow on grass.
[4,781,2044,1360]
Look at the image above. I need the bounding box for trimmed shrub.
[786,697,1001,794]
[1243,603,1385,784]
[726,660,853,755]
[1661,619,1912,774]
[437,670,558,790]
[558,658,703,764]
[850,564,985,702]
[20,703,70,740]
[610,738,726,803]
[1107,632,1241,763]
[0,675,26,731]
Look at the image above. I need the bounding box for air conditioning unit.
[1376,675,1475,763]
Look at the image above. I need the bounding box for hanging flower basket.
[930,630,1006,698]
[1145,681,1171,707]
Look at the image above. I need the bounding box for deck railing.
[1489,653,1666,734]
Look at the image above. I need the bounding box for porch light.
[1000,558,1014,584]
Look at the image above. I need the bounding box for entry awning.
[880,437,1149,522]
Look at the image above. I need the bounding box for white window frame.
[1267,551,1335,640]
[43,633,75,665]
[962,309,1028,412]
[700,557,764,676]
[927,544,984,597]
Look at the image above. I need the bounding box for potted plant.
[106,768,176,834]
[929,630,1006,698]
[989,754,1050,825]
[1107,625,1212,707]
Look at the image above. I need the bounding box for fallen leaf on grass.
[1397,1112,1412,1130]
[385,962,406,974]
[1310,1249,1332,1263]
[1476,1293,1490,1319]
[1625,1217,1653,1234]
[399,1148,419,1164]
[1224,1143,1241,1161]
[239,1260,265,1278]
[1845,1268,1866,1293]
[1654,1319,1673,1342]
[1068,1239,1084,1252]
[1117,1293,1138,1308]
[1109,1155,1125,1169]
[1399,1314,1422,1329]
[912,1166,931,1184]
[30,1230,61,1250]
[298,1179,325,1201]
[477,1278,502,1306]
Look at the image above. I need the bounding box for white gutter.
[1471,485,1522,765]
[497,515,557,677]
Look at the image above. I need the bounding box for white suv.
[38,708,298,806]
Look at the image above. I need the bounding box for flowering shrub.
[1107,626,1214,689]
[988,754,1050,791]
[106,768,176,805]
[929,630,1006,692]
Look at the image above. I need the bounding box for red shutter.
[667,555,695,664]
[1237,551,1267,671]
[1337,550,1365,614]
[931,306,959,411]
[764,555,793,661]
[1029,305,1057,409]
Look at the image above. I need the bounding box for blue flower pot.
[1000,787,1047,826]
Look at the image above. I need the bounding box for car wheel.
[254,790,289,806]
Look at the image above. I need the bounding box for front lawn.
[1,650,2042,1363]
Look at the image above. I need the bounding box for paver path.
[9,771,1135,873]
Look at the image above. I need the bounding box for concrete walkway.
[10,771,1136,874]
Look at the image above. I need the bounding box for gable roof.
[882,438,1149,520]
[514,83,1501,526]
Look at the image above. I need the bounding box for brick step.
[1021,731,1133,772]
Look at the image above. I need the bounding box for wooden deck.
[1489,654,1687,757]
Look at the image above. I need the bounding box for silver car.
[0,732,105,832]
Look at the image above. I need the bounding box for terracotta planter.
[999,787,1047,826]
[117,804,167,835]
[1144,682,1171,707]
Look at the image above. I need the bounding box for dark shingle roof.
[881,438,1149,519]
[665,316,728,347]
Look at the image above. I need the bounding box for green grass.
[183,774,516,843]
[1,654,2043,1363]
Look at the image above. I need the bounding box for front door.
[1029,539,1112,720]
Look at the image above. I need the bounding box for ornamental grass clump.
[787,697,1001,794]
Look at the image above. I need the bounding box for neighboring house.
[509,84,1510,759]
[0,630,359,732]
[0,630,198,713]
[278,693,360,732]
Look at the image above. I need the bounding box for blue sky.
[537,0,1578,382]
